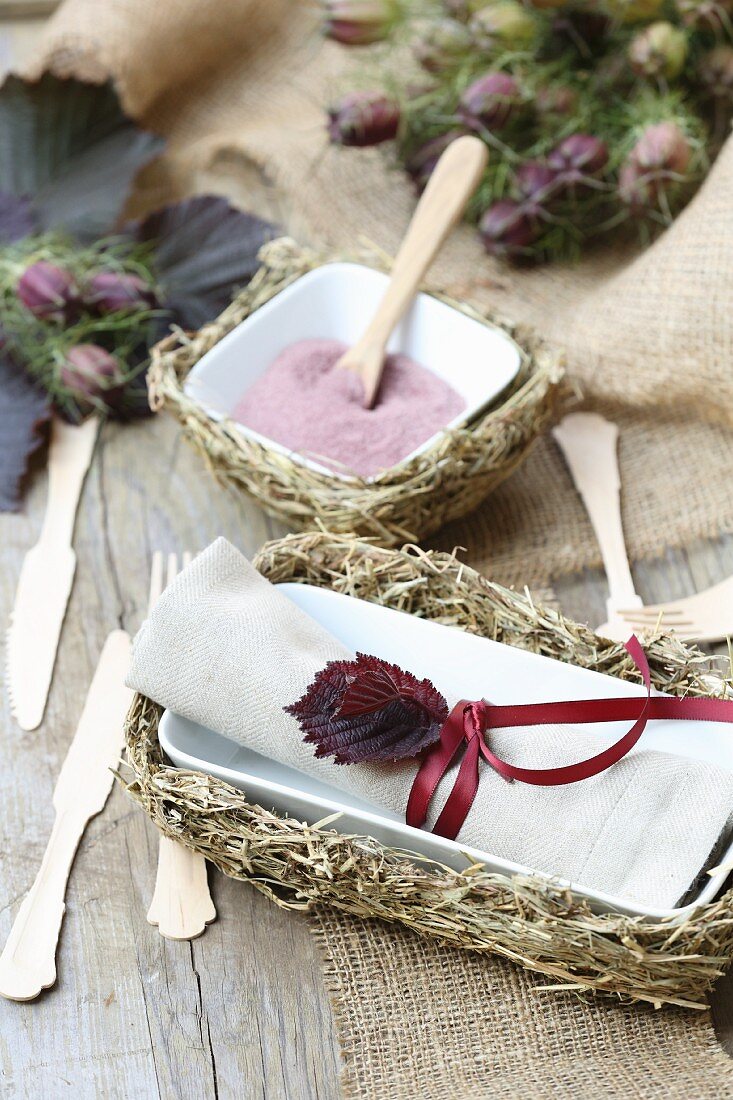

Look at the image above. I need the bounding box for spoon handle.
[355,135,488,406]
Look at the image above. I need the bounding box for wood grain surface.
[3,405,733,1099]
[2,15,733,1100]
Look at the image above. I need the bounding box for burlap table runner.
[314,912,733,1099]
[28,1,733,1093]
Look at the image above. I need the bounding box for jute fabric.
[313,910,733,1099]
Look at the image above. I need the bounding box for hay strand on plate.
[123,532,733,1010]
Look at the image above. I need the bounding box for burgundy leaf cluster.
[285,652,448,765]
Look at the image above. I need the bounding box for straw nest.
[124,531,733,1011]
[147,237,567,545]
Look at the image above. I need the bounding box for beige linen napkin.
[128,539,733,909]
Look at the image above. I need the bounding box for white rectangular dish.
[182,262,522,481]
[158,583,733,921]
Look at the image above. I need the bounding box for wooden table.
[3,407,733,1100]
[2,16,733,1099]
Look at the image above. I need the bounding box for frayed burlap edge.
[146,237,568,546]
[122,531,733,1010]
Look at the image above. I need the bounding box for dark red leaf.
[0,350,50,511]
[128,195,278,330]
[285,652,448,765]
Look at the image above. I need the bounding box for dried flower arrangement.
[323,0,733,261]
[0,72,275,510]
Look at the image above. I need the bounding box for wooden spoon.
[335,134,489,408]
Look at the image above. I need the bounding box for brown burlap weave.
[33,0,733,590]
[314,913,733,1100]
[30,1,733,1094]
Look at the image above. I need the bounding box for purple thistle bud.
[323,0,400,45]
[405,130,467,190]
[86,271,156,314]
[633,121,692,173]
[458,72,522,131]
[479,199,538,258]
[699,45,733,99]
[327,91,400,146]
[628,21,688,81]
[60,344,125,412]
[515,160,559,203]
[618,121,692,207]
[17,261,77,321]
[547,134,609,176]
[414,18,472,73]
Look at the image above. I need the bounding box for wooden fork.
[600,577,733,644]
[554,414,733,644]
[146,552,216,939]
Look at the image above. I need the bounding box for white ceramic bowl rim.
[183,262,523,483]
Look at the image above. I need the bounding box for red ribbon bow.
[407,636,733,841]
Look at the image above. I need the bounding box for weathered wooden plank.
[0,416,341,1099]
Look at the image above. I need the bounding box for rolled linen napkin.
[128,538,733,909]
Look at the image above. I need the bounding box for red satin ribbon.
[406,636,733,842]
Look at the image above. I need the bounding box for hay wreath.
[124,531,733,1011]
[147,237,567,545]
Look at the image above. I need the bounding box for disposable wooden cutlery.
[602,577,733,645]
[6,415,99,731]
[0,629,133,1002]
[146,551,216,940]
[335,134,488,407]
[553,412,643,642]
[555,413,733,645]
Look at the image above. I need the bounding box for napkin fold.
[128,539,733,909]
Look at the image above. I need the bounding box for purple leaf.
[0,350,50,511]
[0,191,35,242]
[285,652,448,765]
[0,72,164,241]
[129,195,278,330]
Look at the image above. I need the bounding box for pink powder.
[232,338,465,478]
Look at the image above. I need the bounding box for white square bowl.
[183,262,523,481]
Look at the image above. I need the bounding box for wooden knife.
[0,629,133,1001]
[6,415,99,731]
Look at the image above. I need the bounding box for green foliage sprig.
[0,234,161,421]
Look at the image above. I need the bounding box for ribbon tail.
[406,702,468,829]
[432,733,482,842]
